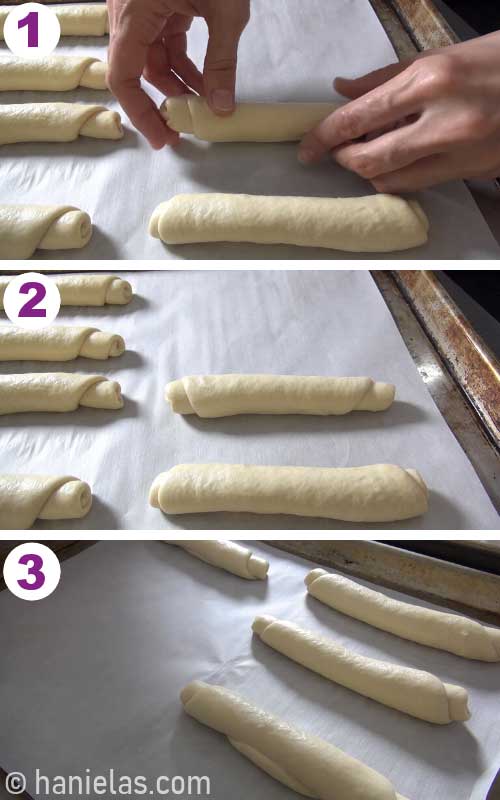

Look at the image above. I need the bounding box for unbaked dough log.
[0,55,108,91]
[0,274,132,309]
[150,193,429,253]
[181,681,410,800]
[161,95,339,142]
[0,103,123,145]
[252,616,470,724]
[167,541,269,580]
[0,373,123,414]
[0,205,92,259]
[149,463,428,522]
[0,474,92,529]
[306,570,500,662]
[0,4,109,39]
[0,325,125,361]
[166,375,395,417]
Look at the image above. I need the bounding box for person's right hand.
[299,31,500,192]
[107,0,250,149]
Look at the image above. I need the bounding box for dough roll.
[150,193,429,253]
[0,205,92,259]
[0,274,133,309]
[0,103,123,145]
[161,95,339,142]
[0,325,125,361]
[0,55,108,91]
[168,540,269,580]
[0,474,92,529]
[252,616,470,724]
[166,375,395,417]
[0,4,110,39]
[0,373,123,414]
[181,681,410,800]
[149,463,428,522]
[306,570,500,662]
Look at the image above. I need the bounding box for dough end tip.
[248,555,269,580]
[180,680,203,706]
[304,568,327,587]
[252,615,275,635]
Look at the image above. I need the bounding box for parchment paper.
[1,541,499,800]
[0,0,499,260]
[0,270,498,529]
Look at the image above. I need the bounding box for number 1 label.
[3,3,60,58]
[18,10,39,47]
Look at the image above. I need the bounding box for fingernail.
[211,89,234,112]
[298,148,315,165]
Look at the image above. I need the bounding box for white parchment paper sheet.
[0,270,498,529]
[0,0,499,260]
[1,542,499,800]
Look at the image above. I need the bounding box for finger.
[371,153,458,193]
[334,62,408,99]
[108,21,170,148]
[299,67,423,165]
[204,3,250,114]
[167,32,204,94]
[332,119,438,180]
[143,39,193,98]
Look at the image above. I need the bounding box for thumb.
[334,61,408,99]
[203,7,249,115]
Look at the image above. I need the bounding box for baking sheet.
[0,269,498,530]
[1,0,499,260]
[1,541,500,800]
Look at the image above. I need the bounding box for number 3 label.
[3,272,60,329]
[3,543,61,602]
[4,3,60,58]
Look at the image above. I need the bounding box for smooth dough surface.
[0,474,92,530]
[306,570,500,662]
[149,463,428,522]
[0,55,108,91]
[0,325,125,361]
[166,375,395,417]
[252,616,470,724]
[181,681,409,800]
[161,95,339,142]
[0,205,92,259]
[0,275,132,308]
[0,5,109,39]
[0,103,123,145]
[0,373,123,414]
[150,193,429,253]
[168,540,269,580]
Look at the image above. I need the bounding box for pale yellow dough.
[0,4,109,39]
[0,103,123,145]
[0,325,125,361]
[167,541,269,580]
[161,95,339,142]
[306,570,500,662]
[166,375,395,417]
[0,275,132,308]
[0,55,108,91]
[0,474,92,530]
[149,463,428,523]
[181,681,410,800]
[252,616,470,724]
[150,193,429,253]
[0,373,123,414]
[0,205,92,259]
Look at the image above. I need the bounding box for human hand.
[299,31,500,192]
[107,0,250,148]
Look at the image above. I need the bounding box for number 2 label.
[18,281,47,318]
[3,272,60,329]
